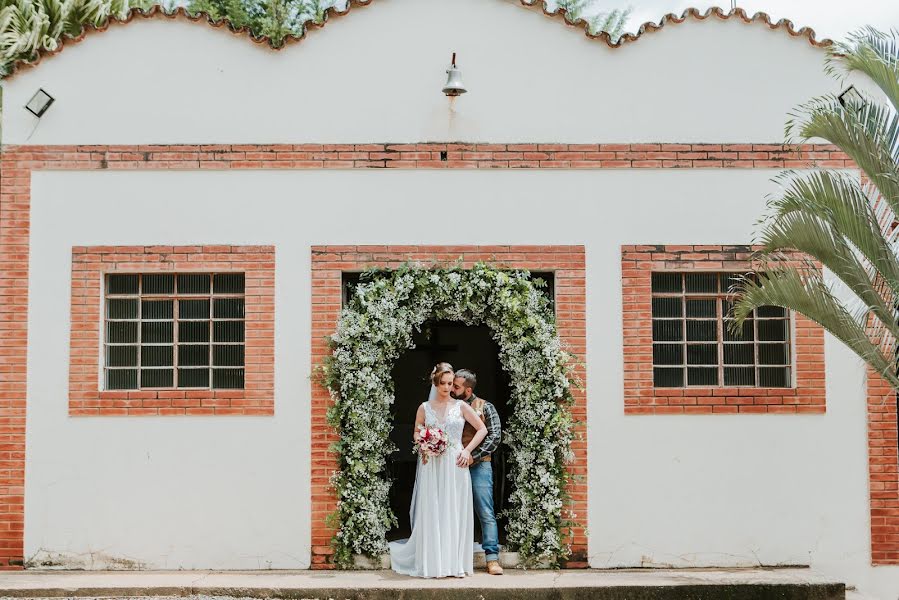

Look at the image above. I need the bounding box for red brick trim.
[309,245,587,568]
[0,143,850,569]
[867,369,899,564]
[622,245,826,415]
[68,245,275,416]
[0,143,852,170]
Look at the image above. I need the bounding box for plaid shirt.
[468,395,501,462]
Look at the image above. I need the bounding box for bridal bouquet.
[415,425,448,459]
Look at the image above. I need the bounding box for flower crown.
[431,363,454,376]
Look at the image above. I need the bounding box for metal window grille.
[104,273,245,390]
[650,272,791,388]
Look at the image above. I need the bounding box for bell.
[442,53,467,97]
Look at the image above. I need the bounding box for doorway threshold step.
[0,567,844,599]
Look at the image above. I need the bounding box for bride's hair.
[430,362,454,385]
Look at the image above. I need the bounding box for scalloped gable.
[1,2,832,79]
[0,0,839,145]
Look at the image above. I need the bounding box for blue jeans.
[470,460,499,561]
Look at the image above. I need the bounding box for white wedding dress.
[389,399,474,578]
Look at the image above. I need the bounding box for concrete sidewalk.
[0,567,845,599]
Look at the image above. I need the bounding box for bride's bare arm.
[460,402,488,454]
[413,404,425,442]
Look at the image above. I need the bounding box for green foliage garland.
[320,263,577,568]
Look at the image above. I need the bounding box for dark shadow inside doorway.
[386,320,511,544]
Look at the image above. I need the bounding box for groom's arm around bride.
[454,370,501,467]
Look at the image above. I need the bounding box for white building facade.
[1,0,896,597]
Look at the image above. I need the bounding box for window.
[104,273,245,390]
[651,272,791,388]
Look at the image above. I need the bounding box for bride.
[389,362,488,578]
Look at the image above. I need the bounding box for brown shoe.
[487,560,504,575]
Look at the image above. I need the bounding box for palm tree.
[732,28,899,389]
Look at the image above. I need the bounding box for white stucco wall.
[25,167,891,596]
[2,0,838,145]
[7,0,898,597]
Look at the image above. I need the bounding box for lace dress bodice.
[423,400,465,449]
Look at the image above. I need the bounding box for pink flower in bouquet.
[415,425,448,459]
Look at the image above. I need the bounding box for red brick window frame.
[69,245,275,416]
[622,245,825,415]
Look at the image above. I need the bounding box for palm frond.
[754,200,899,345]
[736,27,899,393]
[828,27,899,113]
[769,170,899,298]
[733,267,899,390]
[787,94,899,213]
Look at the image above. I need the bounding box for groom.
[453,369,504,576]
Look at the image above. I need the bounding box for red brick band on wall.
[69,245,275,416]
[0,143,853,170]
[310,245,587,568]
[622,245,826,415]
[0,142,854,569]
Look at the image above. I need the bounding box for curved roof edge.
[1,1,834,81]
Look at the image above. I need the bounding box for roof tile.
[1,1,833,80]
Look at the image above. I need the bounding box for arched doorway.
[343,272,557,547]
[310,247,587,569]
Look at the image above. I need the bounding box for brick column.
[0,150,29,568]
[868,369,899,564]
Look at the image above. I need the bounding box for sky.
[547,0,899,42]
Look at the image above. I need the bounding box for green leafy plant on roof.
[0,0,157,77]
[0,0,633,80]
[0,0,335,79]
[184,0,336,47]
[556,0,631,42]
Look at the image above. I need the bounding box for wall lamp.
[25,88,55,118]
[837,85,864,113]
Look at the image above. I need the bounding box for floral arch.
[320,263,578,567]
